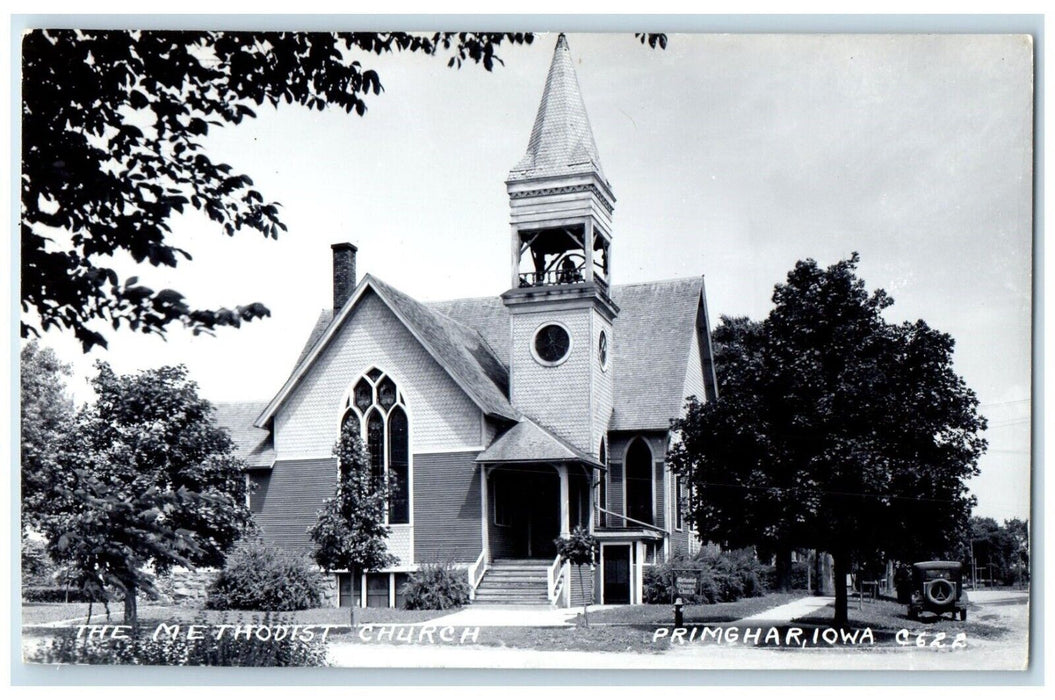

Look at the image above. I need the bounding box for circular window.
[533,323,571,365]
[598,330,609,370]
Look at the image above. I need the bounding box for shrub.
[401,563,470,610]
[643,549,768,604]
[205,540,323,611]
[22,586,96,603]
[643,555,716,604]
[25,613,328,666]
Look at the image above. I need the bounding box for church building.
[217,34,719,608]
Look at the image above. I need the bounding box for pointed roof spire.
[508,33,607,184]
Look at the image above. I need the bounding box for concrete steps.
[473,559,552,606]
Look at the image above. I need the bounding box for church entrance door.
[491,467,561,559]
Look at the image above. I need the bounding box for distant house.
[217,35,718,608]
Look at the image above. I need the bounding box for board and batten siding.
[274,290,483,458]
[412,451,482,563]
[249,457,337,555]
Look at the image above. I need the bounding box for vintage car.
[907,561,969,621]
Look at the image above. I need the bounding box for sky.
[21,32,1034,522]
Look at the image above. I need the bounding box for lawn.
[21,602,449,629]
[583,591,803,625]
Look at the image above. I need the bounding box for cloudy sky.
[25,31,1034,521]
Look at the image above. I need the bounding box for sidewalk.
[735,596,833,624]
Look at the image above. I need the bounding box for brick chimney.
[331,242,358,312]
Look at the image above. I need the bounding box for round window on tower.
[598,329,609,371]
[532,323,572,366]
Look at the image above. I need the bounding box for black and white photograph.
[14,19,1035,678]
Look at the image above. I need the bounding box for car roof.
[913,561,962,569]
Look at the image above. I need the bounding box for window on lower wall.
[338,572,361,608]
[366,573,390,608]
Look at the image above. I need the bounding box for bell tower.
[502,34,618,456]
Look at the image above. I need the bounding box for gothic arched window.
[625,437,654,526]
[342,369,411,524]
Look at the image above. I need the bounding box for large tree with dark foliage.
[670,254,987,626]
[20,340,74,532]
[41,363,252,625]
[21,30,664,351]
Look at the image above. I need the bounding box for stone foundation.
[152,567,340,608]
[152,568,217,605]
[318,572,339,607]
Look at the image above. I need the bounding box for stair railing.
[467,550,487,601]
[547,554,566,605]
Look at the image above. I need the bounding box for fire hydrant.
[673,597,684,627]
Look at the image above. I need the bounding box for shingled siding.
[252,458,337,555]
[682,326,706,406]
[275,291,482,458]
[412,451,482,563]
[509,307,593,453]
[591,312,614,458]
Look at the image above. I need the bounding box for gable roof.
[607,278,707,431]
[433,277,709,432]
[255,275,517,428]
[212,401,274,468]
[476,417,602,467]
[262,276,709,434]
[507,34,608,185]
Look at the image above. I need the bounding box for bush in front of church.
[205,539,323,611]
[401,563,470,610]
[643,549,768,604]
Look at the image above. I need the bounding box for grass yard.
[21,602,449,630]
[583,592,804,626]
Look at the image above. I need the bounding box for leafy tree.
[310,423,397,605]
[20,340,74,532]
[668,317,804,591]
[22,30,665,351]
[41,362,252,625]
[968,516,1029,586]
[671,254,987,627]
[555,526,599,626]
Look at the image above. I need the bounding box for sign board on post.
[675,572,697,598]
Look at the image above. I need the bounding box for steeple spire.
[508,33,607,184]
